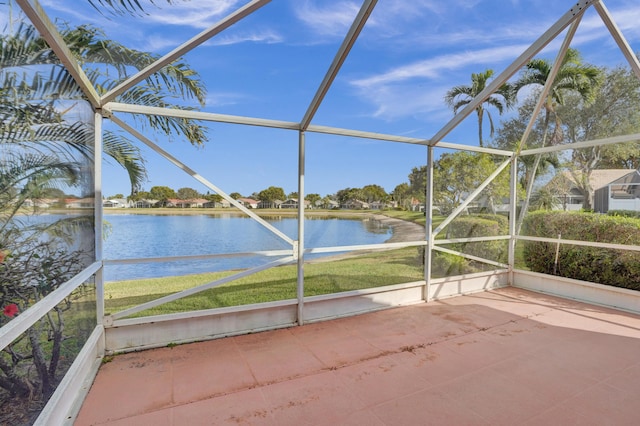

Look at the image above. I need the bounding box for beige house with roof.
[547,169,640,212]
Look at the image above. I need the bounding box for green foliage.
[608,210,640,219]
[361,184,387,203]
[258,186,286,203]
[149,185,177,201]
[444,69,515,146]
[448,215,509,262]
[522,211,640,289]
[176,187,201,200]
[433,152,512,215]
[104,247,425,316]
[431,253,479,277]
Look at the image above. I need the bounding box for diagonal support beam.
[433,157,512,238]
[101,0,271,104]
[300,0,377,131]
[110,114,295,246]
[428,0,596,146]
[515,15,582,154]
[108,256,295,321]
[594,1,640,80]
[16,0,101,107]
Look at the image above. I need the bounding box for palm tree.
[1,21,207,194]
[444,69,515,147]
[514,48,602,232]
[0,3,207,403]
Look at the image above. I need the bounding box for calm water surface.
[103,213,391,281]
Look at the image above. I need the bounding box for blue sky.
[11,0,640,197]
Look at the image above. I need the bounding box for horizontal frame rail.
[436,235,510,245]
[103,249,293,266]
[432,245,509,269]
[104,103,513,155]
[516,235,640,252]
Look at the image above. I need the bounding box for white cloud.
[293,0,361,37]
[143,0,241,29]
[351,44,528,89]
[209,29,283,46]
[205,91,247,108]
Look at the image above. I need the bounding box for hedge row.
[522,211,640,290]
[428,214,509,277]
[446,214,509,263]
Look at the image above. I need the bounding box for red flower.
[3,304,18,318]
[0,251,6,263]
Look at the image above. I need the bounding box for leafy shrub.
[448,215,509,263]
[522,211,640,290]
[608,210,640,218]
[421,214,509,277]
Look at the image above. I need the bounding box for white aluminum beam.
[595,1,640,80]
[432,245,509,269]
[508,156,518,284]
[16,0,101,107]
[94,113,105,324]
[304,240,425,255]
[110,114,295,246]
[103,250,292,266]
[436,235,510,245]
[425,146,434,301]
[297,132,305,324]
[100,0,271,104]
[106,103,513,155]
[300,0,377,131]
[516,16,582,154]
[105,102,299,130]
[516,235,640,252]
[521,132,640,155]
[428,0,596,146]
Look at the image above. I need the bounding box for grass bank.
[105,246,424,318]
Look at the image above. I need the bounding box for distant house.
[547,169,639,212]
[409,197,424,212]
[342,199,369,210]
[594,169,640,213]
[166,198,208,208]
[258,199,283,209]
[325,200,340,209]
[237,198,259,209]
[280,198,310,209]
[133,199,158,208]
[369,201,388,210]
[103,198,130,208]
[23,198,54,209]
[65,198,94,209]
[204,199,231,208]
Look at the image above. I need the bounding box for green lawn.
[105,246,425,318]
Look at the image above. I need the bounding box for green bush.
[448,215,509,263]
[608,210,640,218]
[422,214,509,277]
[522,211,640,290]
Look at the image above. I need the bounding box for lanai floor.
[75,287,640,425]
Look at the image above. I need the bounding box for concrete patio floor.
[75,287,640,425]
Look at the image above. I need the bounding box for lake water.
[102,213,392,281]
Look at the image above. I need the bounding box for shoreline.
[48,207,427,245]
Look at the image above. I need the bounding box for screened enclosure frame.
[3,0,640,422]
[4,0,640,344]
